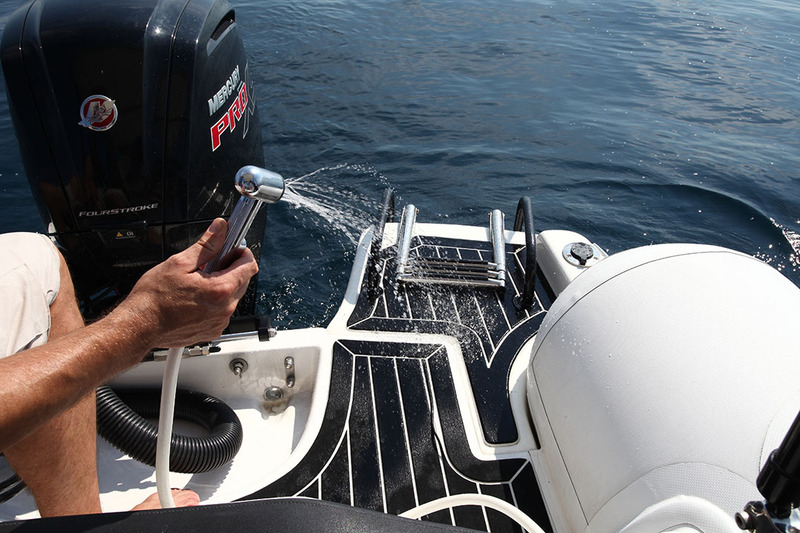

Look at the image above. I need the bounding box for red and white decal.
[210,82,249,151]
[79,95,117,131]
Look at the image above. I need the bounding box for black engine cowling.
[1,0,266,317]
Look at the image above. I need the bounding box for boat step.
[395,205,506,288]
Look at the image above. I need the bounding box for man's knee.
[0,233,62,357]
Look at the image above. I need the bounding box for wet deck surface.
[245,236,555,532]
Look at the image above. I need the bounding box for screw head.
[264,386,284,401]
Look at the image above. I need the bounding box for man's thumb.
[191,218,227,270]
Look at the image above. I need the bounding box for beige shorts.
[0,233,61,358]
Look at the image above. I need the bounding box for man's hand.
[0,219,259,452]
[114,218,259,350]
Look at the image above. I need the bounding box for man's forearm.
[0,218,257,452]
[0,306,151,451]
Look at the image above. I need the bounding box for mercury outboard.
[1,0,266,317]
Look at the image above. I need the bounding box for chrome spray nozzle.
[235,165,285,204]
[203,166,285,273]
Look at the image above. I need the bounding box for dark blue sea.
[1,0,798,328]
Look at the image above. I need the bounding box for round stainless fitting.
[264,386,284,401]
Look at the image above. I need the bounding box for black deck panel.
[245,235,554,532]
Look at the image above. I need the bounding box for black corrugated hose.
[0,462,24,503]
[96,385,243,473]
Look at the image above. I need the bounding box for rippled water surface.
[1,0,798,326]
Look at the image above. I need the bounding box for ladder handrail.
[513,196,537,311]
[367,188,395,299]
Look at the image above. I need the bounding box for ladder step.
[405,266,503,279]
[411,258,500,272]
[398,276,505,288]
[394,204,507,289]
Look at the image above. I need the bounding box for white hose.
[151,169,282,509]
[155,346,183,508]
[399,494,547,533]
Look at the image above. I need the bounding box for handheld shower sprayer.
[203,166,285,273]
[156,166,285,508]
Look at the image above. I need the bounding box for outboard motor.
[1,0,266,317]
